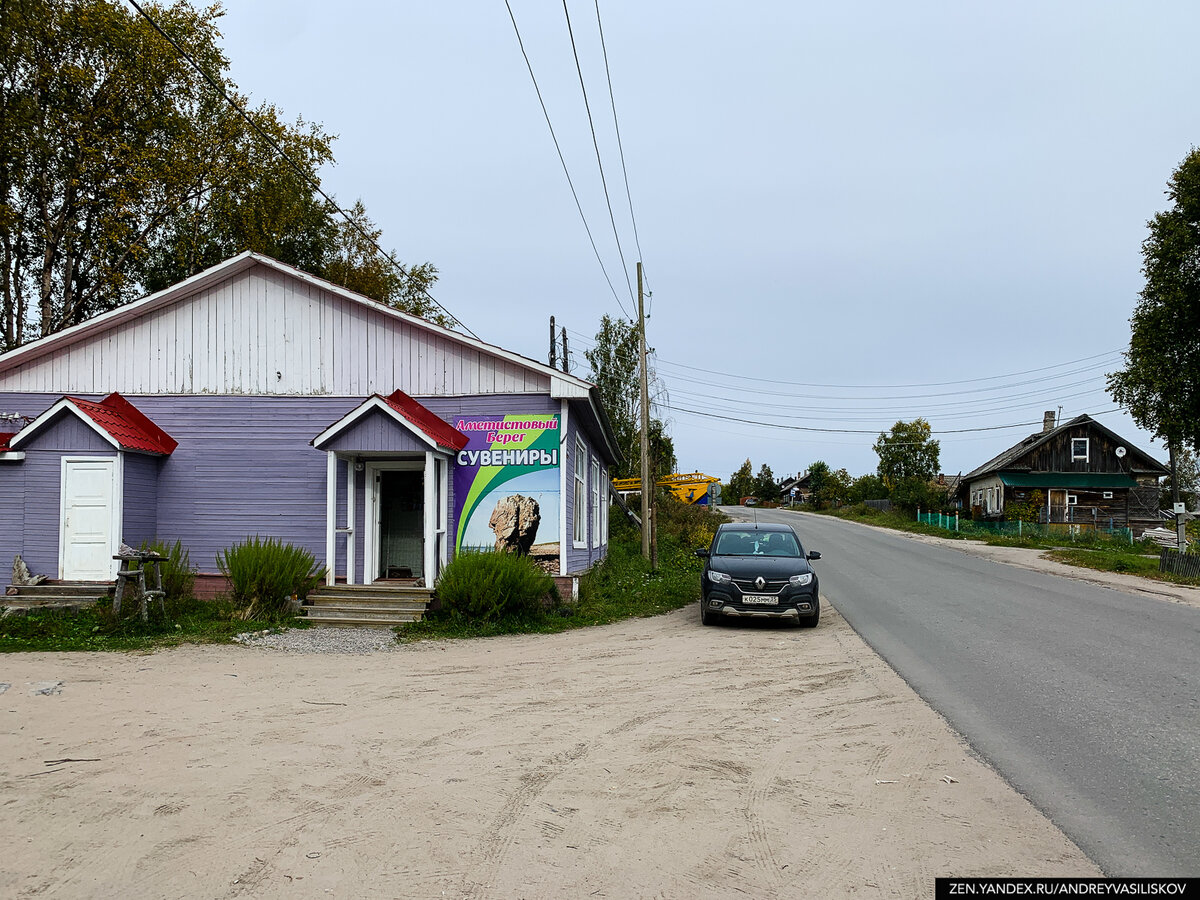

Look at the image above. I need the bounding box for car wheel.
[797,599,820,628]
[700,600,716,626]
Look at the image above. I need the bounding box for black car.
[696,523,821,627]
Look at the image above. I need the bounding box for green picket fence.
[916,511,1133,544]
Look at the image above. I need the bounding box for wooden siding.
[0,392,566,577]
[564,406,606,575]
[1021,424,1135,475]
[323,409,431,454]
[0,265,552,398]
[122,454,159,548]
[12,415,116,577]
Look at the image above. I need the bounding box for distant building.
[958,411,1167,535]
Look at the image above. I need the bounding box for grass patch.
[1045,548,1200,586]
[397,501,721,643]
[812,503,1193,585]
[812,503,969,539]
[814,503,1144,552]
[0,595,284,653]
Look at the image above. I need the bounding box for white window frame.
[1071,438,1089,462]
[573,437,587,548]
[1067,494,1078,506]
[600,467,608,546]
[1102,491,1113,500]
[591,457,601,549]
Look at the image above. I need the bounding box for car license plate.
[742,595,778,605]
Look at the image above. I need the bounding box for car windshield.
[714,530,801,557]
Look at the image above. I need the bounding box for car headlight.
[789,572,813,586]
[707,570,732,585]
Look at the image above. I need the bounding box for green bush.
[655,493,725,549]
[433,550,555,623]
[848,474,889,503]
[216,536,325,622]
[891,476,946,512]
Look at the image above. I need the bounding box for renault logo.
[755,576,766,590]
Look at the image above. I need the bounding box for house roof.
[312,390,469,454]
[10,392,177,455]
[0,251,621,465]
[962,414,1167,482]
[378,390,469,452]
[0,432,12,451]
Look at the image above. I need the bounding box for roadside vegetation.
[397,495,724,642]
[0,596,283,653]
[0,537,313,653]
[809,502,1200,587]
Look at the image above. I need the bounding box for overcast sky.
[217,1,1198,481]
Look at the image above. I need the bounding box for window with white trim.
[1102,491,1113,500]
[1067,494,1078,506]
[600,467,608,545]
[1071,438,1089,461]
[573,437,587,546]
[590,458,601,548]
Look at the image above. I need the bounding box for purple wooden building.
[0,253,619,595]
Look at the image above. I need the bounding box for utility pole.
[549,316,557,369]
[1171,441,1186,551]
[638,261,652,564]
[561,327,569,374]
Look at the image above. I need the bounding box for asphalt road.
[721,507,1200,876]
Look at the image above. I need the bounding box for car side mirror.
[806,551,821,561]
[694,548,710,558]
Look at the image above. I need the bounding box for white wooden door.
[61,458,118,580]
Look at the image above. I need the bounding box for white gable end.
[0,261,552,397]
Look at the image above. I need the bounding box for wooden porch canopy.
[997,473,1137,489]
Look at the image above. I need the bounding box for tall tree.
[1108,148,1200,454]
[2,0,232,345]
[873,418,940,487]
[1161,446,1198,509]
[1,0,442,351]
[584,314,670,479]
[805,460,850,509]
[754,463,776,502]
[725,459,755,504]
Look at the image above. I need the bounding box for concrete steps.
[298,583,432,628]
[2,582,112,615]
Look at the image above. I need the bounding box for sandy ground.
[0,593,1101,899]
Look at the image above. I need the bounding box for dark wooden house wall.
[1022,424,1129,474]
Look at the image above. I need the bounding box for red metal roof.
[378,390,468,452]
[65,393,177,455]
[0,432,14,452]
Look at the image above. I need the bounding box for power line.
[654,348,1125,391]
[663,403,1126,436]
[565,328,1121,394]
[662,369,1113,404]
[592,0,644,266]
[561,0,637,309]
[667,384,1110,421]
[504,0,629,319]
[125,0,478,339]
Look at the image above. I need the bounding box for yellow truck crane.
[612,472,721,506]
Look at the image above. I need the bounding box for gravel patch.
[233,627,402,653]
